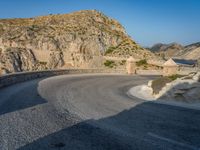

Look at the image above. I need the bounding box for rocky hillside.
[150,42,200,61]
[149,43,183,59]
[0,10,157,74]
[175,42,200,60]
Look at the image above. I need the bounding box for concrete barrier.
[0,69,126,88]
[2,68,197,89]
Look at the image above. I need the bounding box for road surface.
[0,74,200,150]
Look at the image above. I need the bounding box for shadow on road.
[18,102,200,150]
[0,79,47,115]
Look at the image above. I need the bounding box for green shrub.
[105,47,115,55]
[143,65,148,70]
[39,61,47,65]
[136,59,147,66]
[104,60,115,68]
[168,74,183,81]
[119,60,126,65]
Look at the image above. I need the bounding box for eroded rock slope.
[0,10,157,74]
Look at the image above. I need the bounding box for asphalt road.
[0,74,200,150]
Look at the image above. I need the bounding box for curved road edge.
[127,85,200,111]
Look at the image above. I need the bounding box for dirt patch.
[151,75,184,95]
[151,77,172,94]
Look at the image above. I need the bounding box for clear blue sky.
[0,0,199,47]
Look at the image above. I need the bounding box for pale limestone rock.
[154,74,200,102]
[0,10,159,74]
[0,47,37,73]
[48,51,64,69]
[192,72,200,82]
[148,80,153,87]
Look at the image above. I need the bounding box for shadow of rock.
[18,102,200,150]
[0,79,47,115]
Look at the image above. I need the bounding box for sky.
[0,0,199,47]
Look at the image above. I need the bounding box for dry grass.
[151,74,184,94]
[151,77,172,94]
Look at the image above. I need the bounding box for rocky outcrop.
[154,72,200,102]
[0,10,158,74]
[0,47,38,73]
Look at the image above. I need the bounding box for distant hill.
[176,42,200,60]
[149,42,200,60]
[149,43,183,59]
[0,10,158,74]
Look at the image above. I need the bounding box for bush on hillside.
[105,47,115,55]
[119,60,126,65]
[168,74,183,81]
[136,59,147,66]
[104,60,116,68]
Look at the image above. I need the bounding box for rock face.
[154,72,200,102]
[0,47,43,73]
[0,10,157,74]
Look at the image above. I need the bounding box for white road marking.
[148,132,200,150]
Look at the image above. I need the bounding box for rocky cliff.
[0,10,157,74]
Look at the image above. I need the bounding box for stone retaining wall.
[0,69,125,88]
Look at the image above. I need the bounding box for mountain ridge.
[149,42,200,60]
